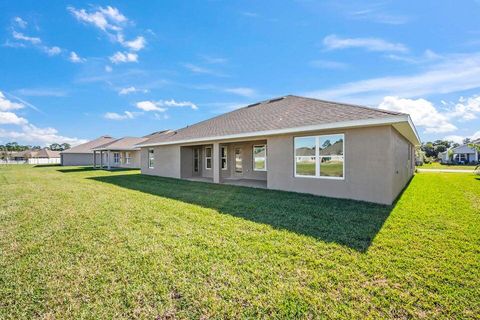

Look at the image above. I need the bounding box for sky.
[1,0,480,146]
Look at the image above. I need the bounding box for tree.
[60,143,71,150]
[49,143,61,151]
[463,138,471,145]
[322,140,331,149]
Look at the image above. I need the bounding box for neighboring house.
[1,148,61,164]
[60,136,115,166]
[28,148,61,164]
[442,139,480,164]
[136,95,420,205]
[91,132,172,170]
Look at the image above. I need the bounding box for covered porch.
[93,149,140,170]
[180,139,268,187]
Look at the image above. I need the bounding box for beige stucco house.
[92,137,148,169]
[136,95,420,204]
[61,136,115,166]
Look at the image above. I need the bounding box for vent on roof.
[267,97,285,103]
[246,102,261,108]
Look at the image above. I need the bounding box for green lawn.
[418,162,478,170]
[1,165,479,319]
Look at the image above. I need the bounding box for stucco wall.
[140,145,181,178]
[391,128,414,201]
[61,153,99,166]
[267,126,399,204]
[105,150,142,168]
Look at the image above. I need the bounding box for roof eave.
[137,115,421,147]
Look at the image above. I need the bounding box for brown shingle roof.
[92,137,149,151]
[35,149,61,158]
[138,95,406,146]
[61,136,115,154]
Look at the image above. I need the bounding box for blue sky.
[1,0,479,146]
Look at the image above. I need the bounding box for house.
[441,139,479,164]
[91,132,171,170]
[27,148,61,164]
[60,136,115,166]
[136,95,420,205]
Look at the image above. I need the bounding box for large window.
[148,148,154,168]
[205,147,212,170]
[113,152,120,164]
[221,146,228,170]
[125,152,131,164]
[294,134,344,179]
[253,145,267,171]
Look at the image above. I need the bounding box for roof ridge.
[287,95,405,116]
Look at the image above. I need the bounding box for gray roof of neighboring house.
[61,136,115,154]
[34,149,61,158]
[93,137,149,151]
[137,95,408,147]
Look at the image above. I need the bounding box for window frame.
[148,148,154,169]
[125,152,131,165]
[253,144,267,172]
[205,146,212,170]
[221,146,228,170]
[294,134,345,180]
[113,152,120,164]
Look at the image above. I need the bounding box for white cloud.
[0,124,87,146]
[109,51,138,64]
[201,55,228,64]
[118,86,147,95]
[161,99,198,110]
[69,51,85,63]
[183,63,219,75]
[45,46,61,56]
[123,36,146,51]
[104,111,136,120]
[136,101,166,112]
[473,131,480,141]
[12,31,41,44]
[0,111,28,125]
[224,87,257,98]
[68,6,127,32]
[307,53,480,104]
[14,17,28,28]
[105,65,113,72]
[442,135,465,144]
[378,96,457,133]
[136,99,197,112]
[15,88,68,97]
[448,96,480,121]
[323,35,408,53]
[310,59,348,70]
[0,91,25,111]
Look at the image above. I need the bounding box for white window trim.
[113,152,120,164]
[221,146,228,170]
[125,152,131,165]
[253,144,267,172]
[148,148,154,169]
[205,146,212,170]
[294,134,345,180]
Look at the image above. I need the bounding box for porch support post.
[107,150,111,170]
[213,142,220,183]
[93,151,97,168]
[100,151,103,168]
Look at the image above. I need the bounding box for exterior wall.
[140,145,181,178]
[267,126,407,205]
[61,153,100,166]
[107,150,142,168]
[391,127,414,202]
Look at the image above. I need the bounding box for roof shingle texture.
[61,136,115,154]
[139,95,404,146]
[93,137,149,150]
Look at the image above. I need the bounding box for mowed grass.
[0,166,479,319]
[419,162,478,170]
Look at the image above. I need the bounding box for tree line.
[0,142,71,152]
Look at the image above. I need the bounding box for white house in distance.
[439,139,479,164]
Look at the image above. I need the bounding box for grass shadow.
[89,174,395,252]
[33,164,61,168]
[58,167,137,173]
